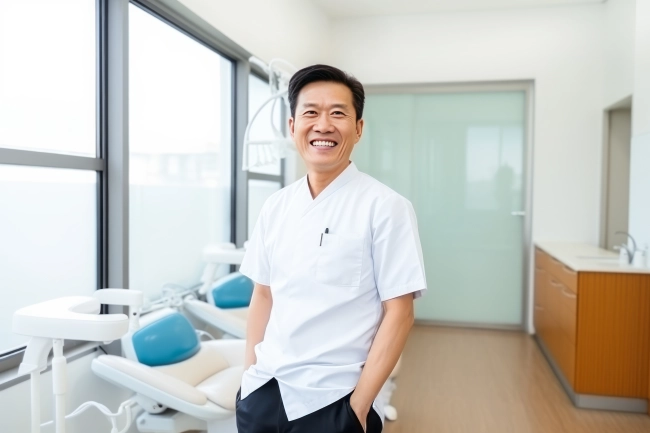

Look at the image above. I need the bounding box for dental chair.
[92,307,245,433]
[183,243,250,339]
[184,272,251,339]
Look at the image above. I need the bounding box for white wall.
[631,0,650,136]
[628,0,650,252]
[330,5,605,244]
[178,0,330,68]
[603,0,636,107]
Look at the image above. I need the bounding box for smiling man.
[236,65,427,433]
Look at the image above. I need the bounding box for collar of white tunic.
[300,161,359,216]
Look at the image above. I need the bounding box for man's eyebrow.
[300,102,350,110]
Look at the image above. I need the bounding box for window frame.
[0,0,266,385]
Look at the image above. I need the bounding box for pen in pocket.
[319,228,329,246]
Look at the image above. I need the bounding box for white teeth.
[312,140,336,147]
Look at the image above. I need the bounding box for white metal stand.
[30,370,41,433]
[12,290,142,433]
[52,339,67,433]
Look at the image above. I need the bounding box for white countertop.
[535,242,650,274]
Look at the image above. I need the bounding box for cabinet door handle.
[549,279,562,288]
[561,289,577,299]
[563,266,577,275]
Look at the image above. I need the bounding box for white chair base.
[135,411,206,433]
[206,416,238,433]
[135,410,237,433]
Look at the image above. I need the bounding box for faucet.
[614,231,637,264]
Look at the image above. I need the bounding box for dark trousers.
[236,379,383,433]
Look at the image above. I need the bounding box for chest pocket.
[316,233,364,287]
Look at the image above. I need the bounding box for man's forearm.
[352,295,414,413]
[245,283,273,370]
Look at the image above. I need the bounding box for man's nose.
[313,114,335,133]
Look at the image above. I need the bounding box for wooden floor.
[384,326,650,433]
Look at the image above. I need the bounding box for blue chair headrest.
[211,272,254,309]
[132,313,199,366]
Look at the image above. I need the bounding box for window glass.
[0,0,96,156]
[248,179,281,238]
[0,165,97,353]
[129,5,233,302]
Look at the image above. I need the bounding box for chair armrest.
[201,339,246,367]
[93,355,206,405]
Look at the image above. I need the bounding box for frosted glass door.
[354,91,526,325]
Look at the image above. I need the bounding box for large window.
[0,0,258,370]
[129,5,233,302]
[0,0,100,355]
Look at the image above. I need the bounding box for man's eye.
[332,111,344,116]
[304,110,317,115]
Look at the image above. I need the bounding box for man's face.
[289,81,364,172]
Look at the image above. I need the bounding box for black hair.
[288,64,365,120]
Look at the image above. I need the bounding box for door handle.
[511,211,526,217]
[561,288,577,299]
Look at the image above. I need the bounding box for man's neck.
[307,161,351,199]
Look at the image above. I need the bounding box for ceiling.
[310,0,606,18]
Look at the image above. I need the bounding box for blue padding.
[132,313,199,366]
[211,272,254,309]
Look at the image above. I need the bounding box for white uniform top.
[238,162,426,422]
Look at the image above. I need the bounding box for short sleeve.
[239,202,271,286]
[372,194,427,301]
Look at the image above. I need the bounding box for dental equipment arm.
[244,283,272,370]
[242,57,297,171]
[350,294,414,428]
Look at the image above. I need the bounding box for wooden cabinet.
[534,247,650,401]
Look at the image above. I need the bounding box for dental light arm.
[242,56,297,171]
[12,289,143,433]
[242,90,293,170]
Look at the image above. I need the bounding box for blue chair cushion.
[211,272,254,309]
[132,313,199,366]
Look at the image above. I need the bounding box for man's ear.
[356,118,364,141]
[289,117,295,138]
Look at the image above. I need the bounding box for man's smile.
[310,140,338,147]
